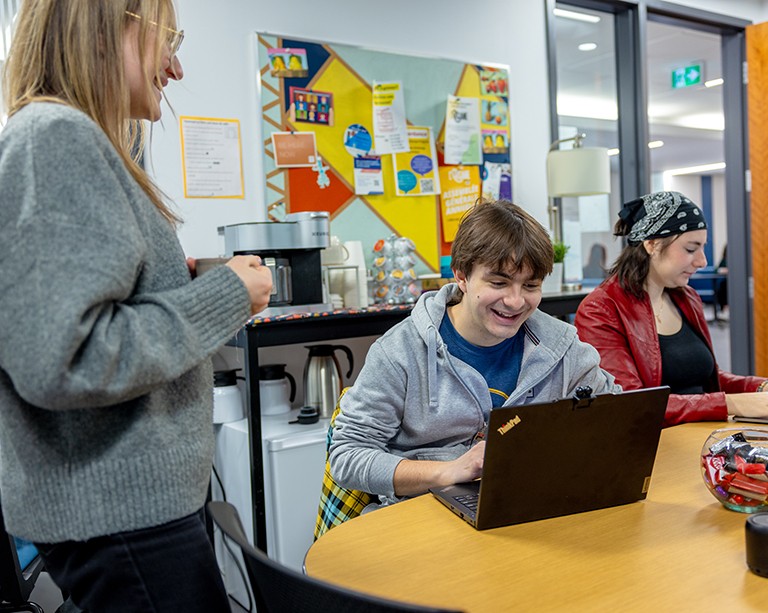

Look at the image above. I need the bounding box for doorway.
[548,0,750,372]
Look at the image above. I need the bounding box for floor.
[24,307,732,612]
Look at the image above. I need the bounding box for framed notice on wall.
[179,116,245,199]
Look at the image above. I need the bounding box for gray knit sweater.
[0,103,251,542]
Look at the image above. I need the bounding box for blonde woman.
[0,1,272,610]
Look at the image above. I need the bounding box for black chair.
[207,501,463,613]
[0,500,45,613]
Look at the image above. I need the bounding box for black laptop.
[429,386,671,530]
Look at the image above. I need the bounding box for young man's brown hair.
[450,199,554,281]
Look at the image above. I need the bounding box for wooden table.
[305,421,768,611]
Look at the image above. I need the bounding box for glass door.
[552,3,620,286]
[549,0,750,372]
[646,19,730,364]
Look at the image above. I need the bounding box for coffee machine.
[221,211,331,315]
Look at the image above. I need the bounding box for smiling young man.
[329,200,619,504]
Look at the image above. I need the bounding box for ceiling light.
[605,141,662,157]
[557,95,618,121]
[705,78,724,88]
[578,42,598,52]
[553,8,601,23]
[663,162,725,177]
[676,113,724,131]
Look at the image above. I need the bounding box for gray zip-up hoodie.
[330,283,619,501]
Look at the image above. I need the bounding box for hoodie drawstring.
[427,326,438,410]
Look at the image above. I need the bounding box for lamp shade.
[547,146,610,197]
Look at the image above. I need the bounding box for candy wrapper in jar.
[372,235,419,304]
[701,428,768,513]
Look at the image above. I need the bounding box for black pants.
[36,509,230,613]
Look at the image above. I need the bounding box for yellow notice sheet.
[438,165,481,241]
[180,117,245,198]
[392,127,440,197]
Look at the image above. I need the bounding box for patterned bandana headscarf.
[618,191,707,244]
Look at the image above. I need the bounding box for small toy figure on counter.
[371,235,420,304]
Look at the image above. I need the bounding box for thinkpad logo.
[497,415,521,435]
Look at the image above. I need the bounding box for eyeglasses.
[125,11,184,57]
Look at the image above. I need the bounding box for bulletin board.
[257,33,511,274]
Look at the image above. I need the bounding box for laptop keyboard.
[456,493,479,511]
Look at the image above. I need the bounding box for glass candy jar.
[701,427,768,513]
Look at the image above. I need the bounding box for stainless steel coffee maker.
[221,211,331,315]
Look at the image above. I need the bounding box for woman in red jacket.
[575,191,768,426]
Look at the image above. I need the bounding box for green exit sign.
[672,64,702,89]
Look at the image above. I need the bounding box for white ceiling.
[554,5,726,174]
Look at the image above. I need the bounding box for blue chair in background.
[689,267,726,324]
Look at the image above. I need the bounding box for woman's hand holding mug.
[227,255,273,315]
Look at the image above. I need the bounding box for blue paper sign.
[344,124,373,157]
[397,170,417,193]
[411,154,433,176]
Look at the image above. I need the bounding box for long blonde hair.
[2,0,180,224]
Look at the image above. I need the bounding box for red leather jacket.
[575,275,764,426]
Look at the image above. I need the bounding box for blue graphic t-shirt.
[439,312,525,415]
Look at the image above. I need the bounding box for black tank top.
[658,316,715,395]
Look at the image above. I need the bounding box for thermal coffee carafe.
[258,363,296,415]
[303,344,354,418]
[213,369,245,424]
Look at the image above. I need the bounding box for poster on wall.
[289,87,334,125]
[354,156,384,195]
[271,131,317,167]
[372,81,410,155]
[482,162,512,201]
[179,116,245,199]
[392,127,440,196]
[267,47,309,78]
[480,69,509,96]
[479,67,511,160]
[444,95,482,165]
[344,124,374,157]
[439,165,481,241]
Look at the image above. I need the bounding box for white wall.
[149,0,764,259]
[150,0,552,258]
